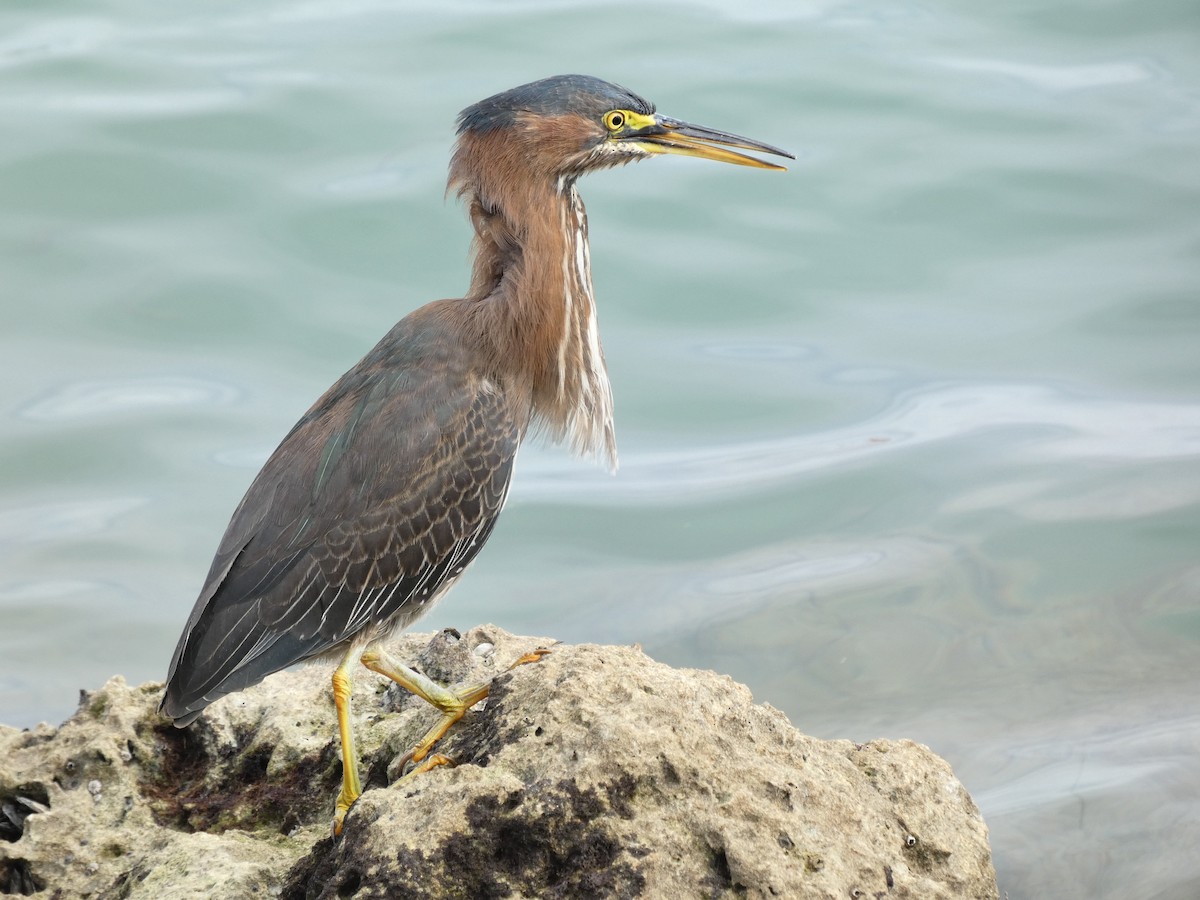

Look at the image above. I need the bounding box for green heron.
[160,74,791,834]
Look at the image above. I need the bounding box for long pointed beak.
[622,115,794,170]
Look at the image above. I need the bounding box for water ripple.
[0,498,145,545]
[18,377,240,422]
[521,381,1200,504]
[0,579,104,603]
[695,339,815,361]
[931,57,1154,92]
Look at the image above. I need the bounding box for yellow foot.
[332,646,553,832]
[509,647,552,669]
[396,646,553,772]
[404,752,455,779]
[332,785,361,837]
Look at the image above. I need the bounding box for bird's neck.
[463,176,617,470]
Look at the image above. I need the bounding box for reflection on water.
[931,57,1154,92]
[18,377,240,421]
[522,381,1200,506]
[973,698,1200,897]
[695,338,815,361]
[0,579,107,603]
[0,498,145,544]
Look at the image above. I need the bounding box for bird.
[160,74,792,835]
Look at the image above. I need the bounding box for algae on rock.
[0,626,998,899]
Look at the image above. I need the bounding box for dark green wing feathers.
[161,311,522,725]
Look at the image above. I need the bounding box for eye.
[603,110,626,131]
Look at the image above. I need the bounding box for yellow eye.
[603,110,626,131]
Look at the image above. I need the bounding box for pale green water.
[3,2,1199,897]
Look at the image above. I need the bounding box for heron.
[160,74,791,834]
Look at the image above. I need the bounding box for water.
[2,2,1198,896]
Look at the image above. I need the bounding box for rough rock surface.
[1,626,998,899]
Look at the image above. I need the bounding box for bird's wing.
[161,311,524,724]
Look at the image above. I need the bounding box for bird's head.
[451,74,792,195]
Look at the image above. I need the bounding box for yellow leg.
[331,645,362,836]
[360,642,551,770]
[329,641,550,834]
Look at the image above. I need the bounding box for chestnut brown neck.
[449,129,616,469]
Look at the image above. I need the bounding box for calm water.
[3,2,1198,897]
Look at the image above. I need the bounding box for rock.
[0,626,998,899]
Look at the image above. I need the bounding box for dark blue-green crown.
[457,75,654,135]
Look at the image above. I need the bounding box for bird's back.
[161,301,525,726]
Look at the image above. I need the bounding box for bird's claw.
[403,752,455,780]
[508,647,552,669]
[332,789,360,837]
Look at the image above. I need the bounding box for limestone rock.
[0,626,997,899]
